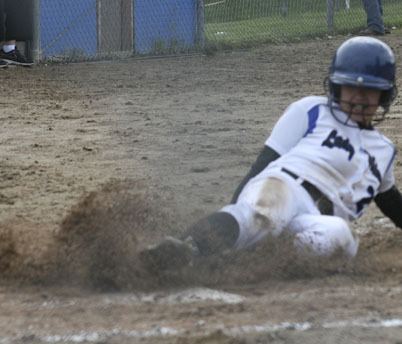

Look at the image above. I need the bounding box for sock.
[2,44,15,53]
[184,212,240,256]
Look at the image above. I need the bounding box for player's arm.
[231,145,280,203]
[230,98,314,203]
[374,185,402,229]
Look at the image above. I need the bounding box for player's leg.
[184,176,304,257]
[0,0,5,44]
[166,173,303,256]
[139,211,240,270]
[139,174,317,270]
[289,214,359,258]
[361,0,385,35]
[0,0,7,68]
[222,175,318,250]
[163,175,299,257]
[139,212,242,271]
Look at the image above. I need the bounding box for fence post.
[327,0,335,34]
[196,0,205,49]
[32,0,40,62]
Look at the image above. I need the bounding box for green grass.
[205,0,401,23]
[206,0,331,23]
[204,2,402,48]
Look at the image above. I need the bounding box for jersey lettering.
[361,149,382,182]
[355,185,375,214]
[321,129,355,160]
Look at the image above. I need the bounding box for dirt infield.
[1,32,402,343]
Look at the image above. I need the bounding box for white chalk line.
[36,286,402,310]
[0,318,401,343]
[3,287,402,343]
[38,287,244,310]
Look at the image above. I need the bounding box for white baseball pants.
[221,170,359,258]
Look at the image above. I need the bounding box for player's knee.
[327,217,359,257]
[252,210,281,237]
[294,231,330,257]
[293,218,358,258]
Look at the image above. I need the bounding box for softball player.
[141,37,402,269]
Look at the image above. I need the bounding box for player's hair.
[326,36,397,115]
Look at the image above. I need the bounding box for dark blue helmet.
[328,37,397,111]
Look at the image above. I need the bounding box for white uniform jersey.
[264,96,396,220]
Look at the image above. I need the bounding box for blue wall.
[135,0,197,54]
[39,0,198,58]
[40,0,97,58]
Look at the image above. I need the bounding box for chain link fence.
[25,0,402,61]
[205,0,402,49]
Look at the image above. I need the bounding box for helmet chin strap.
[327,95,358,128]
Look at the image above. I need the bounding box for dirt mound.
[1,179,402,290]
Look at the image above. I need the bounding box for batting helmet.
[328,36,397,112]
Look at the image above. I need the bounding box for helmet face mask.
[339,85,384,126]
[326,37,397,127]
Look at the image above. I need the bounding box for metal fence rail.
[25,0,402,61]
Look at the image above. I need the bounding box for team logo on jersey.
[356,185,375,214]
[361,148,382,183]
[321,129,355,160]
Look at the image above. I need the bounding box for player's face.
[339,85,382,125]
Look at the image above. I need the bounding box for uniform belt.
[281,168,334,216]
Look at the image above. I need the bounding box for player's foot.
[0,48,33,66]
[0,60,8,68]
[139,236,199,271]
